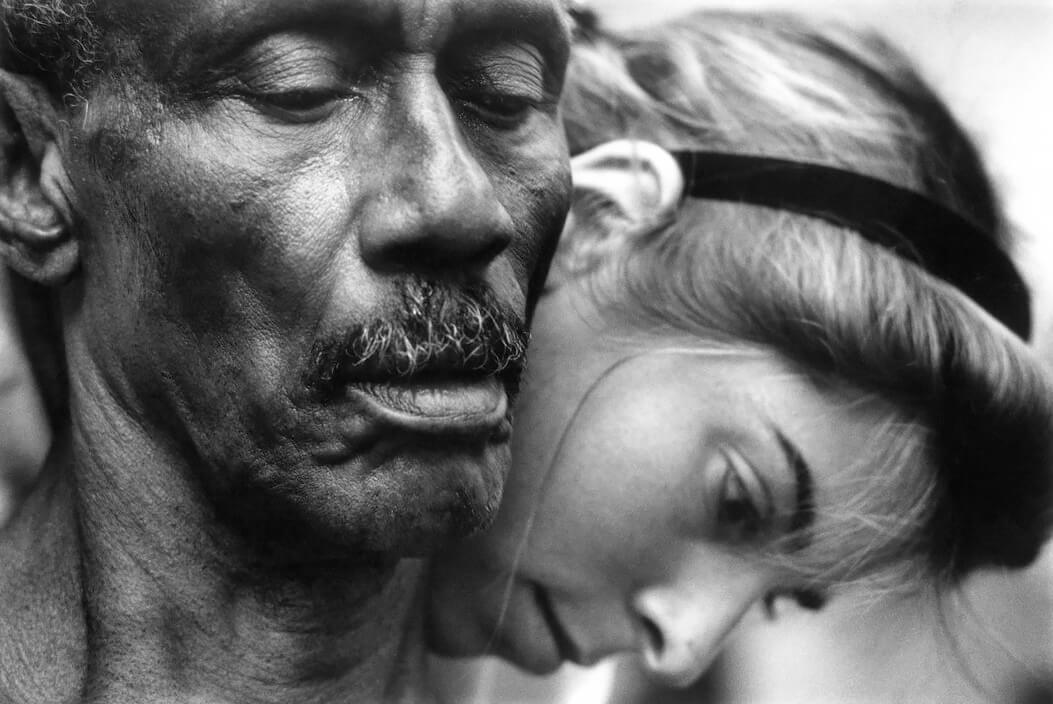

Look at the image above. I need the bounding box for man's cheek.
[509,167,572,305]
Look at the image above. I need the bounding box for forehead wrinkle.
[94,0,403,83]
[94,0,570,85]
[448,0,571,69]
[374,0,571,68]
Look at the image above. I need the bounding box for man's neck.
[68,388,431,704]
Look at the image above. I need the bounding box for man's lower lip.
[345,375,508,436]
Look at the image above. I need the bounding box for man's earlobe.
[0,69,79,285]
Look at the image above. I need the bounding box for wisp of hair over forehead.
[559,10,1053,591]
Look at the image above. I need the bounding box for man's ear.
[551,140,683,284]
[0,69,79,285]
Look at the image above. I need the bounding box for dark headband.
[670,151,1032,339]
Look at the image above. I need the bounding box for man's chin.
[358,447,508,555]
[213,443,508,558]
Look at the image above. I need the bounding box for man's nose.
[630,575,768,689]
[356,81,516,276]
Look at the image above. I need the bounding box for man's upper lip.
[334,355,500,387]
[533,583,584,666]
[339,367,490,385]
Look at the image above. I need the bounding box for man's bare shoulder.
[0,466,85,704]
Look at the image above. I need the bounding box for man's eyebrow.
[772,427,815,548]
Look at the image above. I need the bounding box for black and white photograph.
[0,1,1050,702]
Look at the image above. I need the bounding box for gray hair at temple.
[559,10,1053,589]
[1,0,99,94]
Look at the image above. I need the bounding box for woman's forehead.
[602,351,927,570]
[563,349,916,514]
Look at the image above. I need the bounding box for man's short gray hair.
[1,0,98,94]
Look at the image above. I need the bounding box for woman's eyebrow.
[771,427,815,548]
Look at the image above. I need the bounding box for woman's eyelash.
[715,450,767,540]
[719,472,760,528]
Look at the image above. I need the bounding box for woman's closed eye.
[714,448,772,542]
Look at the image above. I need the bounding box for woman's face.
[427,283,902,687]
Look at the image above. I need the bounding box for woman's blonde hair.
[560,10,1053,587]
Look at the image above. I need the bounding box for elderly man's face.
[61,0,571,554]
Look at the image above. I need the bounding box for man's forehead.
[94,0,572,71]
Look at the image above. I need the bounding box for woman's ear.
[0,69,79,285]
[550,140,683,286]
[571,139,683,224]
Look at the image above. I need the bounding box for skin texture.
[0,1,572,702]
[427,278,899,688]
[426,143,910,689]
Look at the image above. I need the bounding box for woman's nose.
[631,579,766,688]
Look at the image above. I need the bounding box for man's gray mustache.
[304,280,529,397]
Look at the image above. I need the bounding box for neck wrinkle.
[68,370,428,704]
